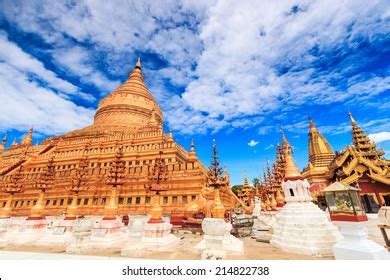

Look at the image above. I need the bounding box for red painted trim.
[64,217,76,220]
[26,216,45,221]
[148,218,164,224]
[102,216,116,220]
[330,214,368,222]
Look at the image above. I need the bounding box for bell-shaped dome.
[93,58,163,131]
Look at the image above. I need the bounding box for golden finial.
[280,129,287,145]
[309,115,316,131]
[348,112,357,125]
[135,56,141,69]
[188,138,197,160]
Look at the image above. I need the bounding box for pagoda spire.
[348,112,382,158]
[188,138,197,161]
[207,140,228,218]
[348,111,357,125]
[128,56,144,81]
[307,116,334,168]
[0,135,6,153]
[20,127,33,146]
[243,171,249,187]
[309,116,315,132]
[135,56,141,69]
[282,133,302,180]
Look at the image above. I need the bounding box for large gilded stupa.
[0,58,237,217]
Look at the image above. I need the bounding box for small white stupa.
[270,133,341,257]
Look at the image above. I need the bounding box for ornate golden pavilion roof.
[93,58,163,131]
[348,112,384,158]
[327,113,390,186]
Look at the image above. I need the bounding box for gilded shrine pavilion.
[0,59,237,218]
[303,114,390,213]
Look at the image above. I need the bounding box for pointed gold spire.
[135,56,141,69]
[282,133,302,180]
[188,138,197,161]
[281,130,288,145]
[309,115,316,132]
[307,116,334,168]
[243,171,249,186]
[347,112,382,158]
[128,56,144,81]
[348,111,357,125]
[20,127,33,146]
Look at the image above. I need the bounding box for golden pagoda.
[282,132,302,180]
[237,172,253,207]
[328,112,390,213]
[302,117,335,207]
[0,58,238,218]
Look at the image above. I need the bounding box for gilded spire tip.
[135,56,141,69]
[348,111,356,125]
[309,116,316,131]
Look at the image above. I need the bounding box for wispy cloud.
[265,144,274,150]
[0,0,388,137]
[248,140,259,147]
[0,33,95,134]
[368,132,390,143]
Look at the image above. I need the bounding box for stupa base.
[333,221,390,260]
[194,218,244,259]
[35,219,76,247]
[6,218,48,245]
[270,202,341,257]
[0,218,10,248]
[88,218,127,250]
[141,222,179,251]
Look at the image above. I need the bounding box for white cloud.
[368,132,390,143]
[265,144,274,150]
[51,46,120,93]
[0,0,388,135]
[248,140,259,147]
[0,64,95,135]
[0,33,77,94]
[0,34,95,135]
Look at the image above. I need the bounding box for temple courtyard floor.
[0,216,385,260]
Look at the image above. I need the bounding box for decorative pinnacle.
[190,138,195,151]
[281,129,288,147]
[309,116,316,131]
[135,57,141,69]
[348,112,357,125]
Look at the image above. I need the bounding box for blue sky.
[0,0,389,185]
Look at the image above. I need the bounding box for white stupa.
[270,134,341,257]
